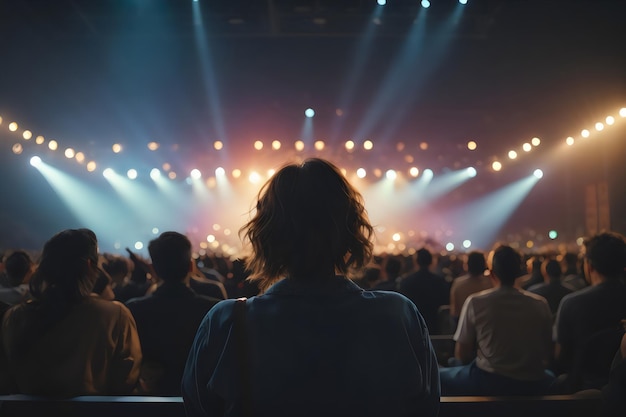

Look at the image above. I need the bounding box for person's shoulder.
[85,296,134,319]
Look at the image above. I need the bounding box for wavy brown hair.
[240,158,374,290]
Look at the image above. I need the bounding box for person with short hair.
[182,158,440,417]
[0,250,35,305]
[1,229,141,396]
[528,258,572,318]
[449,251,492,321]
[126,231,220,396]
[439,244,554,396]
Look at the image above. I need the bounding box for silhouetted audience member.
[189,262,228,300]
[528,258,572,317]
[554,232,626,378]
[449,251,492,321]
[103,255,131,290]
[182,158,439,417]
[126,231,220,396]
[0,250,34,305]
[371,255,402,291]
[439,244,554,396]
[601,330,626,417]
[519,255,544,289]
[561,252,588,291]
[92,267,115,301]
[114,249,153,303]
[398,247,450,334]
[223,258,259,299]
[1,228,141,396]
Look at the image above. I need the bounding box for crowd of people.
[0,158,624,417]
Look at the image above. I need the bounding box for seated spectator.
[528,258,573,318]
[0,250,35,305]
[1,228,141,396]
[182,158,439,417]
[126,231,220,396]
[439,244,554,396]
[398,247,450,334]
[554,231,626,380]
[449,251,492,322]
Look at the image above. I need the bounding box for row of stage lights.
[3,107,625,181]
[376,0,469,7]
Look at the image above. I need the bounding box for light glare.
[581,129,590,138]
[467,141,477,151]
[566,137,575,146]
[522,143,532,152]
[112,143,122,153]
[533,169,544,179]
[190,169,202,179]
[508,150,517,160]
[64,148,75,158]
[356,168,366,178]
[305,108,315,118]
[363,140,373,150]
[492,161,502,172]
[150,168,161,180]
[48,140,58,151]
[531,137,541,146]
[30,156,41,166]
[595,122,604,131]
[127,169,138,180]
[22,130,32,140]
[385,169,397,180]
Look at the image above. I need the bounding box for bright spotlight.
[112,143,122,153]
[508,150,517,160]
[87,161,97,172]
[35,135,45,145]
[548,230,558,240]
[103,168,114,179]
[48,140,58,151]
[377,0,386,5]
[64,148,75,158]
[423,169,434,179]
[356,168,367,178]
[215,167,226,176]
[522,143,532,152]
[22,130,32,140]
[463,240,472,249]
[421,0,430,8]
[147,141,159,151]
[446,243,455,251]
[232,169,242,178]
[466,167,477,178]
[467,141,477,151]
[152,228,159,235]
[150,168,161,180]
[30,156,42,166]
[272,140,281,150]
[345,140,355,151]
[533,169,544,179]
[363,140,373,150]
[295,140,305,151]
[8,122,18,131]
[12,144,23,154]
[606,116,615,125]
[581,129,590,138]
[492,161,502,172]
[304,108,315,118]
[214,141,223,150]
[190,169,202,179]
[134,241,144,250]
[566,137,575,146]
[385,169,397,180]
[127,169,138,180]
[409,167,419,177]
[254,140,263,151]
[619,108,626,117]
[392,233,401,242]
[459,0,468,4]
[314,140,325,151]
[531,137,541,146]
[249,172,261,184]
[595,122,604,131]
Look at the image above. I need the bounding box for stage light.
[249,171,261,184]
[190,169,202,179]
[466,167,477,178]
[75,152,85,163]
[126,169,137,180]
[305,108,315,118]
[163,163,171,171]
[373,169,382,178]
[345,140,355,151]
[392,233,401,242]
[531,137,541,146]
[446,243,454,251]
[581,129,590,138]
[64,148,75,158]
[421,0,430,8]
[207,234,215,243]
[232,169,242,178]
[377,0,386,5]
[112,143,122,153]
[150,168,161,180]
[363,140,373,150]
[47,140,58,151]
[272,140,281,150]
[467,141,477,151]
[526,240,534,249]
[549,230,558,240]
[215,167,225,176]
[409,167,419,177]
[492,161,502,172]
[522,143,532,152]
[595,122,604,131]
[134,242,144,250]
[314,140,325,151]
[405,155,414,163]
[87,161,97,172]
[12,144,23,154]
[386,169,397,180]
[22,130,32,140]
[30,156,42,166]
[619,108,626,117]
[566,137,575,146]
[267,169,276,177]
[254,140,263,150]
[152,228,159,235]
[463,240,472,249]
[508,150,517,160]
[168,172,177,180]
[423,169,434,179]
[214,141,223,150]
[295,140,305,151]
[420,142,429,150]
[8,122,18,131]
[459,0,468,4]
[103,168,114,179]
[356,168,366,178]
[533,169,544,179]
[606,116,615,125]
[147,142,159,151]
[35,135,45,144]
[396,142,405,152]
